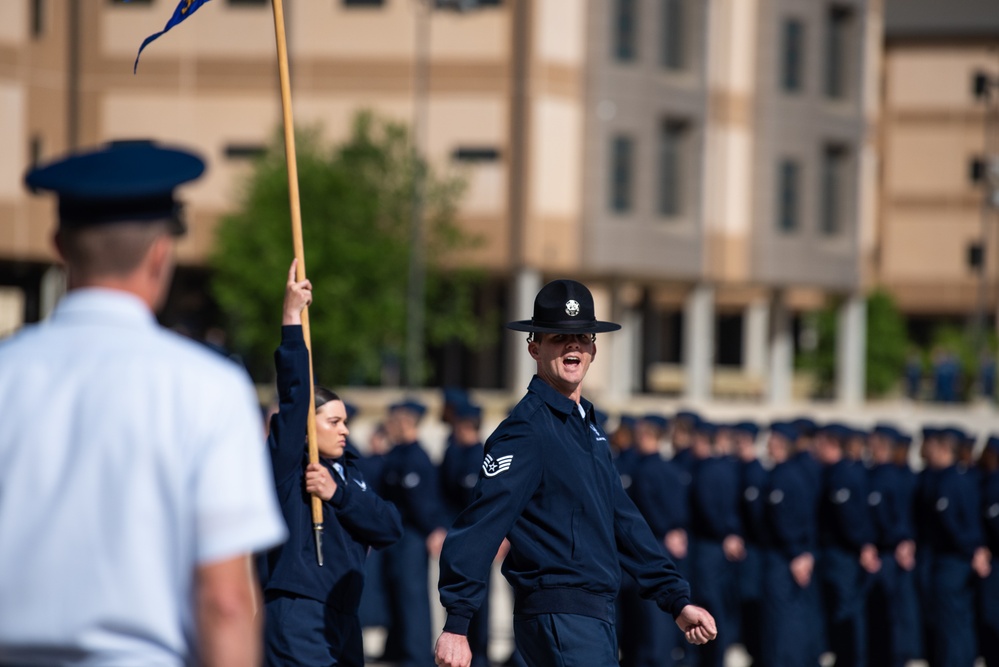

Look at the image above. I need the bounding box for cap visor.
[506,320,621,334]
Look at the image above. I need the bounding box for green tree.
[210,112,488,385]
[797,289,909,398]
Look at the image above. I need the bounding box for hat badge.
[565,299,581,317]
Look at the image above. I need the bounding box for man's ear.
[528,339,540,361]
[591,341,597,362]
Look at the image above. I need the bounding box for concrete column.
[836,293,867,406]
[683,284,714,401]
[768,291,793,405]
[608,308,642,402]
[40,265,66,320]
[743,299,769,377]
[507,267,543,392]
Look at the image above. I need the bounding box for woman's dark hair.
[314,386,340,411]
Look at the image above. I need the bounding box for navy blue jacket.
[925,465,985,558]
[983,470,999,554]
[868,463,907,550]
[818,459,876,551]
[615,447,641,492]
[381,439,447,536]
[259,326,402,611]
[440,440,485,521]
[628,453,688,539]
[690,455,743,541]
[439,377,691,635]
[762,459,814,560]
[740,459,768,546]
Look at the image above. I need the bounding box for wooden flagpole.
[270,0,324,567]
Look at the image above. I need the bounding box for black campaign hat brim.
[506,319,622,334]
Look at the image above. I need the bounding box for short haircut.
[56,220,172,278]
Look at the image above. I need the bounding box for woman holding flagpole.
[258,260,402,666]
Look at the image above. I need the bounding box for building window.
[110,0,152,3]
[658,120,689,217]
[820,145,848,235]
[610,135,634,213]
[31,0,44,38]
[452,147,501,162]
[224,144,267,160]
[781,18,804,92]
[613,0,637,62]
[661,0,684,70]
[825,5,853,100]
[777,159,800,232]
[227,0,268,5]
[343,0,384,6]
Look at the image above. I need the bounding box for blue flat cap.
[731,421,759,439]
[790,418,818,437]
[769,422,799,442]
[873,423,901,441]
[453,400,482,421]
[390,398,427,420]
[618,414,637,429]
[25,139,205,233]
[987,435,999,453]
[639,414,669,431]
[442,386,469,407]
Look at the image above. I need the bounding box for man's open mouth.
[564,355,581,367]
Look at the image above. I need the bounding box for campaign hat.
[24,139,205,235]
[507,280,621,334]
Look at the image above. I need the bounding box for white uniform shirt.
[0,289,287,666]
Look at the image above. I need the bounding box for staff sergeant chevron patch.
[482,453,514,477]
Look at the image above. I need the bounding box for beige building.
[0,0,882,403]
[880,0,999,340]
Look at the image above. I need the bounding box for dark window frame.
[610,135,635,214]
[777,159,801,232]
[661,0,685,71]
[781,18,805,93]
[613,0,638,63]
[820,144,849,236]
[824,5,854,100]
[31,0,45,39]
[658,119,689,217]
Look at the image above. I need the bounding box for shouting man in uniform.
[434,279,717,667]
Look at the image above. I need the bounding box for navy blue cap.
[819,423,851,441]
[873,423,901,441]
[390,398,427,420]
[940,426,968,444]
[25,140,205,233]
[987,435,999,453]
[695,420,718,437]
[921,426,940,440]
[769,422,799,442]
[452,400,482,421]
[639,414,669,431]
[790,418,818,437]
[442,386,468,407]
[618,414,637,429]
[343,401,359,421]
[731,421,759,439]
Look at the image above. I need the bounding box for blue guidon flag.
[129,0,214,73]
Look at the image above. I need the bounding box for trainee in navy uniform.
[922,427,991,667]
[0,141,287,666]
[438,400,491,667]
[733,420,766,663]
[435,280,717,667]
[760,422,820,667]
[813,424,881,667]
[259,263,402,666]
[979,436,999,665]
[381,399,449,667]
[620,414,690,667]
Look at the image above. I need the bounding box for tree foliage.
[210,112,487,386]
[797,289,909,398]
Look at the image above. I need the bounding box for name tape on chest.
[482,453,514,477]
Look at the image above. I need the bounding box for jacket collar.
[528,375,594,421]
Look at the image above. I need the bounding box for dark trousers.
[761,549,820,667]
[263,592,363,667]
[514,613,618,667]
[981,566,999,666]
[819,547,869,667]
[383,527,434,667]
[359,548,389,628]
[929,554,977,667]
[867,555,920,667]
[737,545,764,662]
[690,538,737,667]
[618,574,682,667]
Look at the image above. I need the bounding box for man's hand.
[665,529,688,560]
[304,463,336,501]
[722,535,746,562]
[435,631,472,667]
[790,552,814,588]
[675,604,718,645]
[859,544,882,574]
[895,540,916,571]
[427,528,447,559]
[282,259,312,326]
[973,547,992,578]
